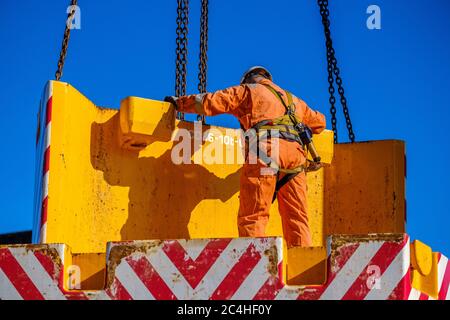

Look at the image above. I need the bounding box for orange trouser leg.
[237,164,277,237]
[277,171,312,247]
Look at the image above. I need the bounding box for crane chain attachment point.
[55,0,78,81]
[197,0,209,124]
[175,0,189,120]
[318,0,356,143]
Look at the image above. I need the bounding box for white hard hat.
[240,66,273,84]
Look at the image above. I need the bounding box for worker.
[165,66,326,247]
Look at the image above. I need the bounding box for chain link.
[175,0,189,120]
[55,0,78,81]
[318,0,355,143]
[197,0,209,123]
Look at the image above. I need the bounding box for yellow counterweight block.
[37,81,334,255]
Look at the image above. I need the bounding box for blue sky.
[0,0,449,254]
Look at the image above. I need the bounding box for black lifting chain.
[318,0,356,143]
[197,0,209,123]
[175,0,189,120]
[55,0,78,81]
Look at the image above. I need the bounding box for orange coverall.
[176,78,326,247]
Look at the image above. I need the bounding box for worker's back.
[238,78,325,135]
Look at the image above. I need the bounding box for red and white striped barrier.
[105,237,283,300]
[0,244,85,300]
[1,235,448,300]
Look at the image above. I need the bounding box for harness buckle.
[294,122,304,132]
[287,106,295,116]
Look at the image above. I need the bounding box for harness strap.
[272,165,305,203]
[277,164,305,174]
[262,84,294,111]
[252,84,309,201]
[258,124,299,136]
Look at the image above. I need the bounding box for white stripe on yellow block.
[44,123,51,150]
[42,171,49,199]
[39,223,47,243]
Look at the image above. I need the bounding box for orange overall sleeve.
[176,85,250,117]
[296,98,326,134]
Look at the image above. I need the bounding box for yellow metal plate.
[323,140,406,235]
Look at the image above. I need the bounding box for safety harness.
[247,84,312,203]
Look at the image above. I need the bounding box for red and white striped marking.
[0,235,449,300]
[34,82,53,243]
[40,83,52,243]
[106,238,283,300]
[0,244,85,300]
[294,235,412,300]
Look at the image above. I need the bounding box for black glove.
[164,96,179,109]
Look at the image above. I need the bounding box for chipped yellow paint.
[44,81,334,260]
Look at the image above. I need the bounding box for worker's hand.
[306,161,323,172]
[164,96,179,109]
